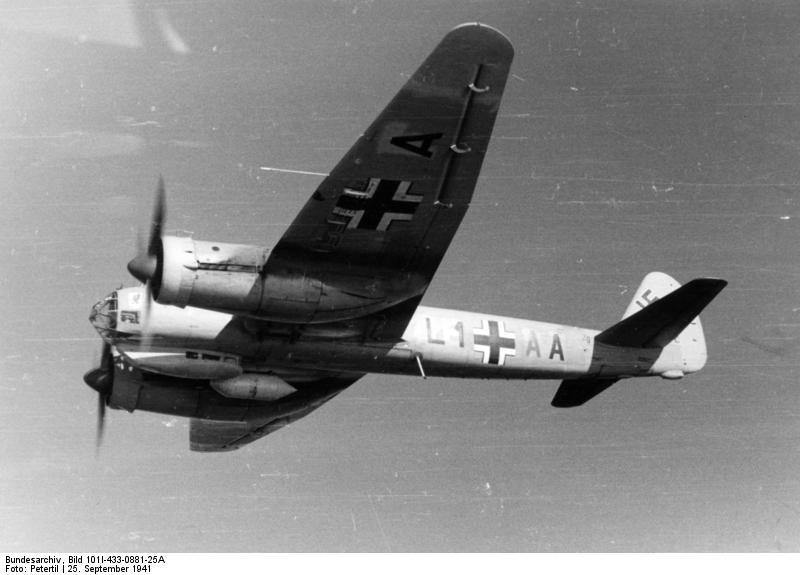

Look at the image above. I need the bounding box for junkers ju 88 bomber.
[85,24,727,451]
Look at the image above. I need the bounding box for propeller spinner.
[127,176,166,286]
[125,176,168,328]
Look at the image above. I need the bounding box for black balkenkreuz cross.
[473,320,516,365]
[331,178,421,231]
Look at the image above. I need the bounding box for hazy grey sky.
[2,0,799,551]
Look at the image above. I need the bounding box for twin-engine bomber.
[85,24,727,451]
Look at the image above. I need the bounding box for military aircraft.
[84,23,727,452]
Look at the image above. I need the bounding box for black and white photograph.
[2,0,799,556]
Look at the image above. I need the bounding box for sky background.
[2,0,799,552]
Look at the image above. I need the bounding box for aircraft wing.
[189,374,361,452]
[261,24,513,338]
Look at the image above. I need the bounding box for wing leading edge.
[261,24,514,336]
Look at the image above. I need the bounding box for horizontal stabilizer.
[551,378,619,408]
[595,278,727,349]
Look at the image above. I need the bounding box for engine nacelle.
[211,374,297,401]
[153,236,268,310]
[151,235,417,323]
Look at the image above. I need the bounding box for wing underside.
[261,23,514,338]
[189,373,361,452]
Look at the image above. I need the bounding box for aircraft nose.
[89,291,118,335]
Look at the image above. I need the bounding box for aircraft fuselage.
[93,286,683,384]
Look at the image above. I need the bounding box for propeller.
[84,179,166,452]
[127,176,167,323]
[83,341,114,452]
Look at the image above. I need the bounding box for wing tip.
[449,22,514,56]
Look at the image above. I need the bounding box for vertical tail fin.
[621,271,681,320]
[601,272,726,374]
[551,272,727,407]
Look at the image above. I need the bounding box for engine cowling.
[148,235,416,323]
[153,236,267,310]
[127,175,422,326]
